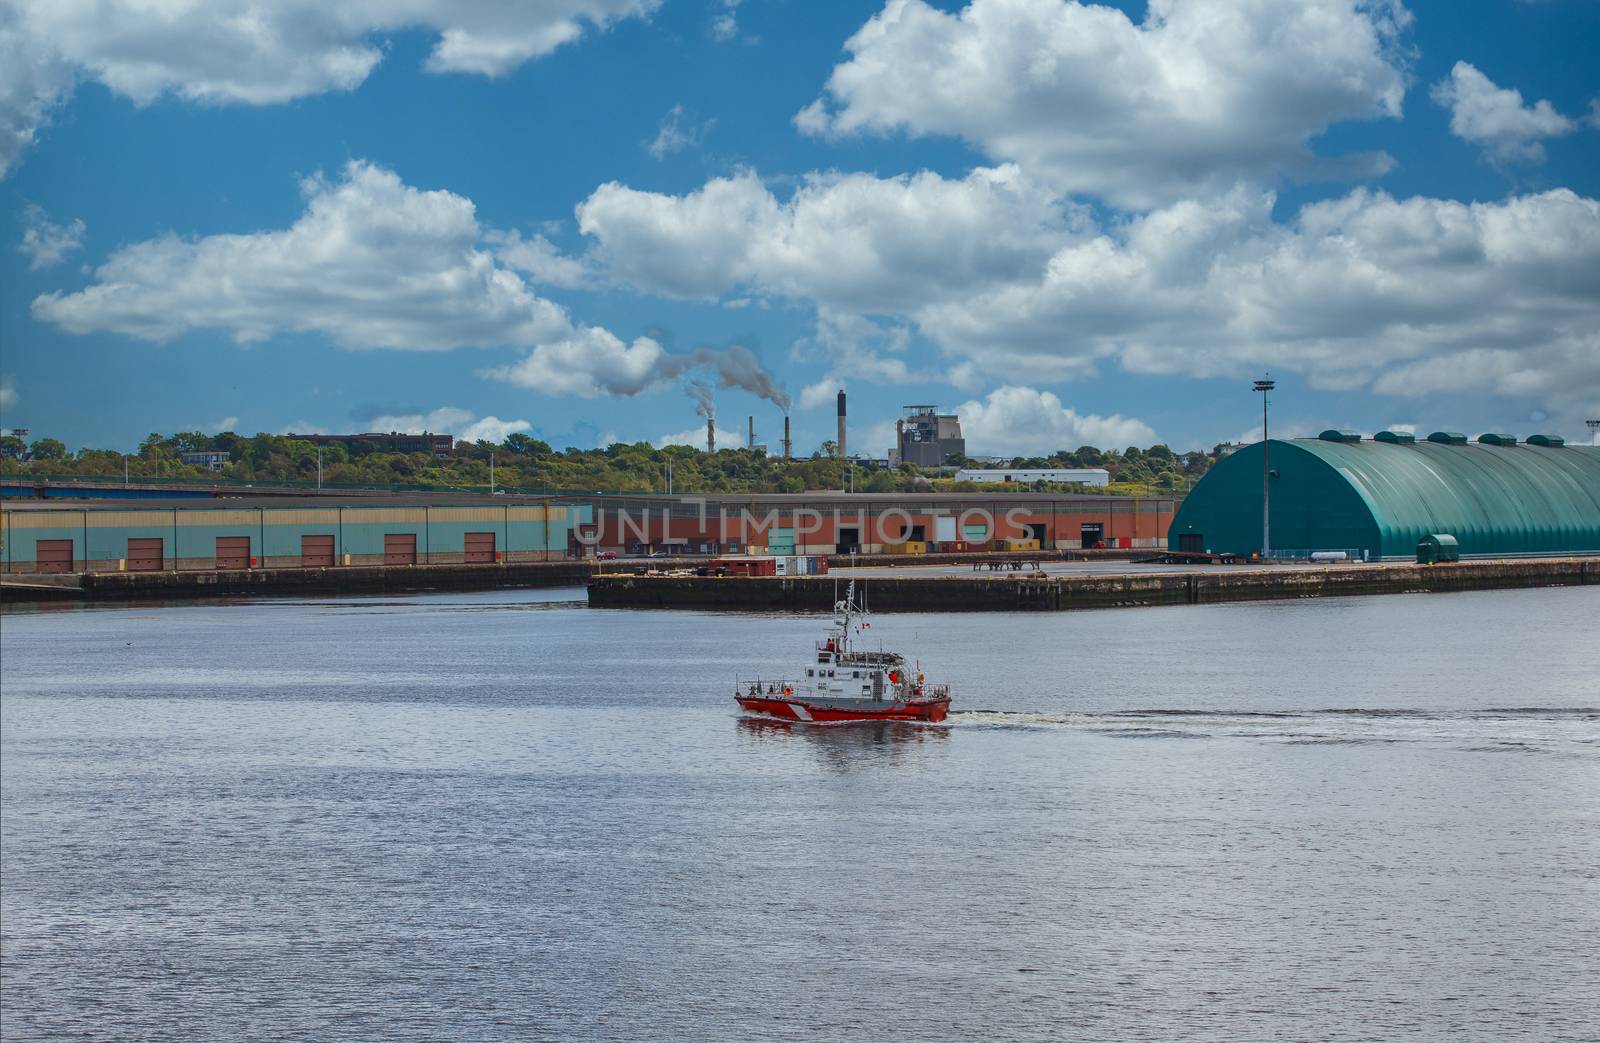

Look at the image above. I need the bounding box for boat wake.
[947,706,1599,755]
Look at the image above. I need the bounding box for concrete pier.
[1,560,590,602]
[588,557,1599,612]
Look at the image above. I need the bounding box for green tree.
[29,437,67,461]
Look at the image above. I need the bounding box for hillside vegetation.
[2,432,1221,497]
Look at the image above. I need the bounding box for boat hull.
[736,695,949,724]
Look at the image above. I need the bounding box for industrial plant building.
[1,498,592,573]
[891,406,965,468]
[1170,430,1600,559]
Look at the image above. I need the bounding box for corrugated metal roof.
[1294,439,1600,556]
[1171,439,1600,558]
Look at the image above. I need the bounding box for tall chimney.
[782,414,791,459]
[707,416,715,454]
[836,388,847,460]
[748,415,754,450]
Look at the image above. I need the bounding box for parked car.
[596,550,617,560]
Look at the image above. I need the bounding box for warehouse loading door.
[215,536,251,569]
[464,531,496,563]
[836,526,860,555]
[1080,523,1104,549]
[35,539,73,573]
[301,534,335,567]
[127,538,164,571]
[384,533,418,565]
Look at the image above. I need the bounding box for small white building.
[954,468,1110,486]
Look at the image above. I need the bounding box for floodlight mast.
[1253,378,1276,556]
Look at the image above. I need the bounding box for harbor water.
[2,586,1597,1040]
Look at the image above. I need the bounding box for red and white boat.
[735,582,952,723]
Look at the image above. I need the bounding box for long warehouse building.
[1169,430,1600,559]
[1,498,592,574]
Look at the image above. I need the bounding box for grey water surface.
[2,585,1597,1041]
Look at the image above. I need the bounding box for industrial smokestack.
[748,415,754,450]
[707,416,715,454]
[836,388,847,460]
[782,414,791,459]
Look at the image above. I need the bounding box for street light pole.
[1588,419,1599,446]
[317,447,323,490]
[489,452,496,494]
[1253,377,1276,557]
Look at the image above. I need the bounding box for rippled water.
[3,586,1598,1040]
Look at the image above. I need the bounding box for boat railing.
[920,684,952,700]
[738,679,803,695]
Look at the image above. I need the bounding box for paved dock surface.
[591,557,1600,612]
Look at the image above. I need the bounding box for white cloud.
[28,160,797,410]
[796,378,840,412]
[920,187,1600,407]
[1430,61,1578,163]
[657,424,744,449]
[710,0,744,42]
[32,161,571,350]
[954,386,1158,454]
[0,376,17,413]
[205,416,240,434]
[481,327,670,396]
[459,415,534,443]
[798,0,1410,207]
[790,309,919,406]
[577,162,1600,412]
[17,203,84,269]
[485,228,594,289]
[0,0,660,176]
[361,406,531,444]
[578,164,1073,308]
[646,104,715,159]
[0,8,76,178]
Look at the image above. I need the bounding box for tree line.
[1,430,1222,496]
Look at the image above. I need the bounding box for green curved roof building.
[1170,433,1600,559]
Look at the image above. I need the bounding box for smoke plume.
[687,379,714,418]
[484,329,790,411]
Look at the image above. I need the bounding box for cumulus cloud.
[791,309,918,409]
[32,161,571,349]
[657,425,744,449]
[0,0,659,176]
[955,386,1158,454]
[205,416,240,434]
[362,406,531,444]
[17,202,84,269]
[921,187,1600,406]
[484,228,594,289]
[646,104,715,159]
[1430,61,1578,163]
[482,327,671,397]
[578,164,1072,308]
[577,159,1600,411]
[797,0,1410,207]
[0,375,17,413]
[0,8,75,178]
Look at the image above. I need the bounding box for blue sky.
[2,0,1598,455]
